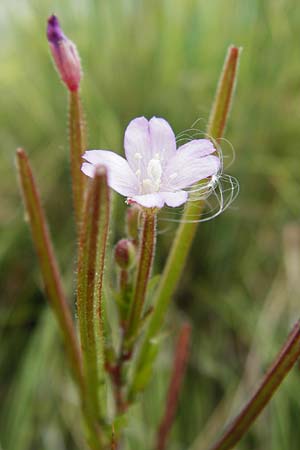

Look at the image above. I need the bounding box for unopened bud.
[47,15,81,92]
[114,239,136,270]
[126,205,140,242]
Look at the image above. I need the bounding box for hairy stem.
[108,210,156,413]
[129,46,241,396]
[207,46,240,140]
[125,210,157,349]
[77,167,110,430]
[69,89,86,229]
[16,148,84,393]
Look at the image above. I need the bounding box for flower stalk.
[209,320,300,450]
[124,209,157,349]
[16,148,84,394]
[77,166,110,426]
[47,15,86,228]
[107,209,157,415]
[129,45,241,397]
[69,89,87,228]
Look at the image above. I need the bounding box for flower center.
[141,158,162,194]
[134,152,164,194]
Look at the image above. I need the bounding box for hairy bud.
[114,239,136,270]
[47,15,81,92]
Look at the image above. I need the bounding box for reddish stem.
[16,148,84,393]
[125,210,157,348]
[155,323,192,450]
[69,90,86,229]
[208,46,240,141]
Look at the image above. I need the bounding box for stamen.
[147,159,162,182]
[139,159,163,194]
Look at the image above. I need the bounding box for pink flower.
[47,15,81,92]
[82,117,220,208]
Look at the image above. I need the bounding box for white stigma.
[140,158,163,194]
[147,158,162,182]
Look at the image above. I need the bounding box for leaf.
[16,148,84,392]
[77,165,110,422]
[129,46,241,397]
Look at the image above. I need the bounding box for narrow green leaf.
[16,148,84,393]
[209,320,300,450]
[77,166,110,423]
[207,46,241,140]
[129,46,241,398]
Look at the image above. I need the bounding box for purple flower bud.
[47,15,81,92]
[114,239,136,270]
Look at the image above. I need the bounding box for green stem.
[16,148,84,394]
[17,149,106,449]
[125,210,157,349]
[209,320,300,450]
[77,166,110,430]
[69,89,86,229]
[129,46,241,397]
[207,46,240,141]
[107,211,156,415]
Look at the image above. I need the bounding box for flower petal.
[81,162,95,178]
[82,150,138,196]
[149,117,176,162]
[129,190,188,208]
[162,154,220,190]
[177,139,216,157]
[124,117,151,174]
[129,193,165,208]
[161,190,188,207]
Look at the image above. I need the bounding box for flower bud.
[126,205,140,242]
[114,239,136,270]
[47,15,81,92]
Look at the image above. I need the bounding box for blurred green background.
[1,0,300,449]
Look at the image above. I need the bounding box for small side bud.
[114,239,136,270]
[47,15,81,92]
[126,205,140,242]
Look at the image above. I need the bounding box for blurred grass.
[1,0,300,449]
